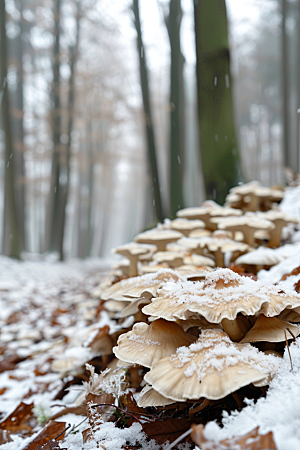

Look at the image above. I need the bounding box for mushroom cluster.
[90,181,300,422]
[111,268,300,411]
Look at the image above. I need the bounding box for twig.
[66,416,88,436]
[55,423,71,440]
[91,403,153,424]
[163,429,193,450]
[287,327,296,342]
[284,329,293,371]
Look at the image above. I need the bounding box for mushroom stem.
[128,257,139,277]
[221,318,245,342]
[214,248,225,268]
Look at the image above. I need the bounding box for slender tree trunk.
[165,0,185,216]
[7,0,26,250]
[132,0,164,222]
[282,0,290,169]
[46,0,62,255]
[56,2,81,260]
[0,0,23,258]
[194,0,242,204]
[47,0,80,260]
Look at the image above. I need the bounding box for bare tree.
[0,0,24,258]
[132,0,164,222]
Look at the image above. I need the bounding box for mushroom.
[259,210,299,248]
[191,230,251,268]
[227,181,284,212]
[211,215,275,247]
[152,251,184,268]
[168,218,205,236]
[235,244,299,274]
[134,229,183,251]
[189,229,212,238]
[113,242,156,277]
[119,297,151,318]
[177,205,242,231]
[144,329,281,401]
[113,319,195,368]
[240,314,300,343]
[101,268,183,302]
[138,385,176,407]
[143,268,300,342]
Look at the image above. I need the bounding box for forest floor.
[0,249,300,449]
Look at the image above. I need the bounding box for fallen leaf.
[0,387,7,395]
[0,360,15,373]
[123,391,145,416]
[191,424,277,450]
[24,420,67,450]
[142,417,191,446]
[86,392,115,428]
[82,427,94,443]
[0,402,36,434]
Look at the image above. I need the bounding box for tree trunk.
[7,0,26,251]
[132,0,164,223]
[0,0,23,258]
[46,0,62,255]
[165,0,185,217]
[57,1,81,260]
[47,0,80,260]
[194,0,242,204]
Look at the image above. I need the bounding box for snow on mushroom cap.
[143,268,300,323]
[144,329,282,401]
[113,319,195,368]
[101,268,185,300]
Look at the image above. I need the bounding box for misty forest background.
[0,0,299,261]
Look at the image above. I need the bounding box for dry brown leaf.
[142,417,191,446]
[0,387,7,395]
[86,392,115,432]
[82,427,94,444]
[191,424,277,450]
[123,391,145,417]
[23,420,67,450]
[0,402,36,434]
[0,429,12,444]
[0,360,15,373]
[281,266,300,281]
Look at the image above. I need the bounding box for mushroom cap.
[240,314,300,343]
[101,269,183,301]
[137,385,176,407]
[113,319,195,368]
[134,229,183,250]
[113,242,155,258]
[230,181,262,195]
[139,263,169,274]
[261,210,299,225]
[144,329,281,401]
[189,229,212,238]
[105,299,130,312]
[212,215,275,232]
[235,245,294,267]
[143,268,300,323]
[169,218,205,236]
[183,254,215,267]
[119,297,151,318]
[152,251,184,267]
[176,265,213,280]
